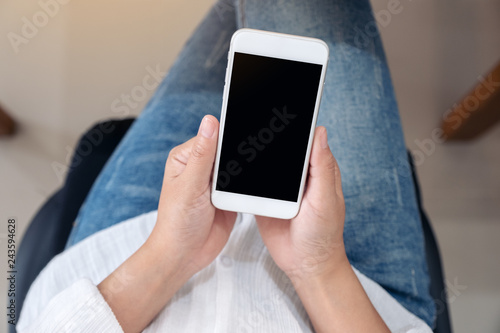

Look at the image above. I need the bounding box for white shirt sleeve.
[17,212,433,333]
[17,279,123,333]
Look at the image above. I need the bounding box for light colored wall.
[0,0,216,220]
[1,0,215,154]
[0,0,215,330]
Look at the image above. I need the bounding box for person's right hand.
[99,115,236,333]
[149,115,237,276]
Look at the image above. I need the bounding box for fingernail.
[199,116,215,138]
[320,127,329,149]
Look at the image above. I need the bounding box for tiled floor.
[1,0,499,332]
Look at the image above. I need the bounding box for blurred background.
[1,0,499,332]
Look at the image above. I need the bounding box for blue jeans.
[66,0,436,326]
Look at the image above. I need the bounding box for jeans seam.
[239,0,247,28]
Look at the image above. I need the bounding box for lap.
[66,0,435,326]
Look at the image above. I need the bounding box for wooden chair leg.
[441,61,500,141]
[0,104,16,136]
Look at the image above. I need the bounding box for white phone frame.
[211,28,329,219]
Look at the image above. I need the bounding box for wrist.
[143,233,198,283]
[98,235,196,332]
[289,250,389,333]
[288,242,349,290]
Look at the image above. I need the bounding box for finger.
[255,215,290,250]
[164,138,196,180]
[306,127,343,202]
[182,115,219,192]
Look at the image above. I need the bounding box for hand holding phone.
[255,126,346,284]
[212,29,329,219]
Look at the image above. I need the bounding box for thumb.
[183,115,219,191]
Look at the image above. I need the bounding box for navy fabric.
[11,119,134,331]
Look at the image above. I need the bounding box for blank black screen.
[216,52,323,202]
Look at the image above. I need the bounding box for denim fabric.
[66,0,436,326]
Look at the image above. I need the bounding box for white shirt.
[18,211,432,332]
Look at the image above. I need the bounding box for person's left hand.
[148,115,237,276]
[255,126,347,286]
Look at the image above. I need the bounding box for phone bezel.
[211,28,329,219]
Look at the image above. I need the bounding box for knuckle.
[191,141,207,159]
[167,146,180,160]
[324,153,337,173]
[168,146,180,158]
[334,163,343,182]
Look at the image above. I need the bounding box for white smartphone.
[211,28,329,219]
